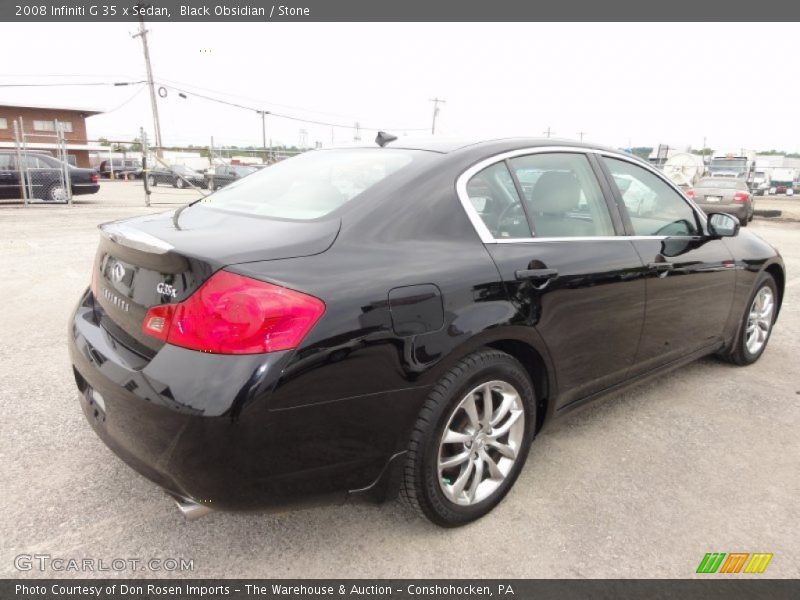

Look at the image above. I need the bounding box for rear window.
[201,149,417,219]
[697,179,740,189]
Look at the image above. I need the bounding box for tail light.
[733,191,749,204]
[91,173,99,183]
[142,271,325,355]
[685,189,694,199]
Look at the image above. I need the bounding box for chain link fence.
[2,117,73,205]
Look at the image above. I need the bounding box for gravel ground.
[1,182,798,579]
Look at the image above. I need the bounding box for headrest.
[530,171,581,214]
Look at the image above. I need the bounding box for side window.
[602,157,700,237]
[466,162,531,239]
[508,153,614,237]
[0,154,16,170]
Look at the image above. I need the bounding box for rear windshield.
[697,179,740,189]
[200,149,418,219]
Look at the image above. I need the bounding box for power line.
[0,81,145,87]
[158,82,428,133]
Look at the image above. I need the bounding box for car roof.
[334,136,627,156]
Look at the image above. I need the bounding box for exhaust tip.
[173,497,212,521]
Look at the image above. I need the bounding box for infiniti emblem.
[111,263,126,283]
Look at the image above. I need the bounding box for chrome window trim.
[455,145,707,244]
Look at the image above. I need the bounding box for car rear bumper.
[69,290,423,511]
[72,183,100,195]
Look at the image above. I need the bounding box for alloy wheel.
[48,185,68,202]
[745,286,775,355]
[437,380,525,506]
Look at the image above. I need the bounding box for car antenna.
[375,131,397,147]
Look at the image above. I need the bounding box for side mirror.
[707,213,740,238]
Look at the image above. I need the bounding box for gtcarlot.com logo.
[696,552,773,574]
[14,553,194,573]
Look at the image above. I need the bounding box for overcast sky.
[2,22,797,152]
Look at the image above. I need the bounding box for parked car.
[70,138,784,526]
[98,158,143,179]
[0,150,99,202]
[146,164,207,189]
[687,177,754,226]
[205,164,257,191]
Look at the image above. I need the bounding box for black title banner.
[3,0,800,22]
[4,579,800,600]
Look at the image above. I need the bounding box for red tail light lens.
[90,173,99,183]
[733,192,748,203]
[142,271,325,354]
[685,189,694,199]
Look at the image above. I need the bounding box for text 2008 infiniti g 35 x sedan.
[69,137,784,526]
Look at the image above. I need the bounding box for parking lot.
[1,181,798,578]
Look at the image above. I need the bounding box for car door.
[461,150,646,408]
[597,154,737,375]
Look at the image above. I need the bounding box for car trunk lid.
[93,207,339,354]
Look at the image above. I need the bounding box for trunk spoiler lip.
[99,222,174,255]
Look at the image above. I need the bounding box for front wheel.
[400,348,535,527]
[719,273,778,365]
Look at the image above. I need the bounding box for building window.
[0,117,7,129]
[33,120,56,132]
[32,120,73,133]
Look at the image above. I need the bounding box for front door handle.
[515,268,558,289]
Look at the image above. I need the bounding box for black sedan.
[0,150,99,202]
[70,138,784,526]
[205,164,258,191]
[146,164,207,189]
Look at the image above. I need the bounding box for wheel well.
[486,339,549,433]
[765,263,785,316]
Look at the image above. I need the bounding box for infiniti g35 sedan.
[69,137,784,526]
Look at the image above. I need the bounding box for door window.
[508,153,614,237]
[602,157,700,237]
[465,161,531,239]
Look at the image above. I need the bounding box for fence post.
[12,119,28,206]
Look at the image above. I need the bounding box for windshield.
[171,165,194,174]
[201,149,418,219]
[697,179,739,189]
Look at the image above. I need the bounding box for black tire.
[174,178,184,189]
[740,217,748,227]
[718,272,778,366]
[400,348,536,527]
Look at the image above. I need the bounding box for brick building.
[0,103,104,167]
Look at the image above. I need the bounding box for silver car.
[689,178,754,226]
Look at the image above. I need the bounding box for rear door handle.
[515,268,558,289]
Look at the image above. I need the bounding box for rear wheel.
[43,183,68,203]
[400,348,535,527]
[719,272,777,365]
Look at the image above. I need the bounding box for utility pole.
[133,14,163,156]
[577,131,587,142]
[543,126,555,138]
[258,111,269,161]
[429,97,446,135]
